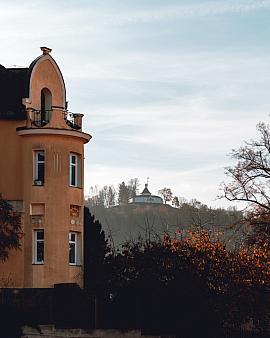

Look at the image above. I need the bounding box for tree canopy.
[0,195,22,261]
[104,228,270,333]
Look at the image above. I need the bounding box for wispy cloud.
[105,0,270,24]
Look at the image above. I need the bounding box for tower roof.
[0,65,28,120]
[0,46,65,120]
[141,183,151,195]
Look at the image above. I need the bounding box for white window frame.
[33,150,45,185]
[69,154,78,187]
[33,229,44,264]
[68,231,78,265]
[69,232,81,266]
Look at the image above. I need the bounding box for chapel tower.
[0,47,91,288]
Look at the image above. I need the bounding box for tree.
[118,182,130,205]
[223,122,270,213]
[223,122,270,246]
[107,185,117,208]
[172,196,180,208]
[105,229,270,334]
[127,178,139,200]
[83,207,108,295]
[0,194,22,261]
[158,187,173,204]
[87,185,101,207]
[87,185,116,208]
[100,185,116,208]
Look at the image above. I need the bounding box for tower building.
[0,47,91,287]
[129,183,163,204]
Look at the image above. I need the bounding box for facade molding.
[17,128,92,143]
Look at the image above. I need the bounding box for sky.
[1,0,270,208]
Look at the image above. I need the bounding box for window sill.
[32,263,44,265]
[33,184,44,187]
[69,264,82,267]
[69,185,82,189]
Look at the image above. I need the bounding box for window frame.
[69,232,81,266]
[69,153,82,188]
[69,154,77,187]
[33,150,45,185]
[33,229,44,265]
[69,232,77,265]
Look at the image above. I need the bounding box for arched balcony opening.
[40,88,52,124]
[32,88,52,127]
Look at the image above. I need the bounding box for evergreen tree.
[118,182,129,205]
[83,207,108,295]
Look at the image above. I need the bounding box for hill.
[85,202,243,248]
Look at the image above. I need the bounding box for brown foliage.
[105,228,270,331]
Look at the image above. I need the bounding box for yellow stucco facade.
[0,48,91,288]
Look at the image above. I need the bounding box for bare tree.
[107,185,117,208]
[158,187,173,204]
[88,185,116,208]
[128,178,140,199]
[223,122,270,214]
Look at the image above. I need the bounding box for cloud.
[0,0,269,208]
[102,0,270,25]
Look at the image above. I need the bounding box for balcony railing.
[64,111,82,130]
[25,108,83,130]
[31,109,51,127]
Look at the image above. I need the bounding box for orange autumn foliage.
[162,228,270,292]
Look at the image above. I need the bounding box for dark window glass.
[35,230,44,264]
[41,91,46,122]
[38,153,44,161]
[34,151,45,184]
[36,231,44,240]
[37,241,44,262]
[38,163,44,182]
[71,166,76,186]
[71,155,76,164]
[69,242,75,264]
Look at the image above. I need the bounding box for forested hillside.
[85,200,243,248]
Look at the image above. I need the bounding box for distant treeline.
[86,178,231,208]
[86,178,139,207]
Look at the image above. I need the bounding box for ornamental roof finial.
[40,46,52,55]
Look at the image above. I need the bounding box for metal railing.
[63,111,82,130]
[31,109,51,127]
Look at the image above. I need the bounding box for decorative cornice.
[16,127,92,143]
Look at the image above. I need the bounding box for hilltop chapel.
[0,47,91,288]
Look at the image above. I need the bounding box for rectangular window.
[69,154,82,187]
[69,232,81,265]
[33,229,44,264]
[34,150,45,185]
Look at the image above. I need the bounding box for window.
[33,229,44,264]
[69,232,81,265]
[34,150,45,185]
[69,154,82,187]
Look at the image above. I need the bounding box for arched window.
[40,88,52,124]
